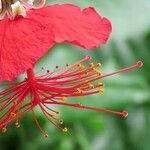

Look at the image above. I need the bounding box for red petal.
[0,17,54,81]
[0,4,111,81]
[30,4,112,50]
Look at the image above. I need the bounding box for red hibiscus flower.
[0,0,112,81]
[0,0,143,137]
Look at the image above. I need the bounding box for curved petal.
[0,17,54,81]
[0,4,111,81]
[30,4,112,50]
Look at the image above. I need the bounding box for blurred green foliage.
[0,0,150,150]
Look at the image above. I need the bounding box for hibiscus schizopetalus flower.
[0,0,111,81]
[0,55,143,137]
[0,0,143,138]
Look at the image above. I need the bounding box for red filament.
[0,55,143,136]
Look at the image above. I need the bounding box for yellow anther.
[77,88,83,94]
[2,127,7,133]
[15,122,19,126]
[61,96,67,101]
[81,65,85,69]
[92,68,97,72]
[77,63,82,67]
[84,71,88,75]
[96,63,101,67]
[97,82,104,86]
[15,122,20,128]
[78,103,83,107]
[44,133,49,138]
[88,83,94,88]
[11,112,16,117]
[99,88,105,94]
[62,127,68,132]
[16,125,20,128]
[56,111,60,115]
[49,113,53,117]
[96,70,101,76]
[59,119,64,124]
[89,63,94,68]
[77,63,85,69]
[13,101,17,105]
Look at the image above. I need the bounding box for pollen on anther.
[62,127,68,132]
[89,63,94,68]
[96,63,101,67]
[77,88,83,94]
[11,112,16,117]
[98,82,104,86]
[15,122,20,128]
[13,101,17,105]
[92,68,96,72]
[44,133,49,138]
[76,63,85,69]
[99,88,105,94]
[2,127,7,133]
[77,63,82,68]
[84,71,88,75]
[61,96,67,101]
[59,119,64,124]
[88,83,94,88]
[56,111,60,115]
[96,70,101,76]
